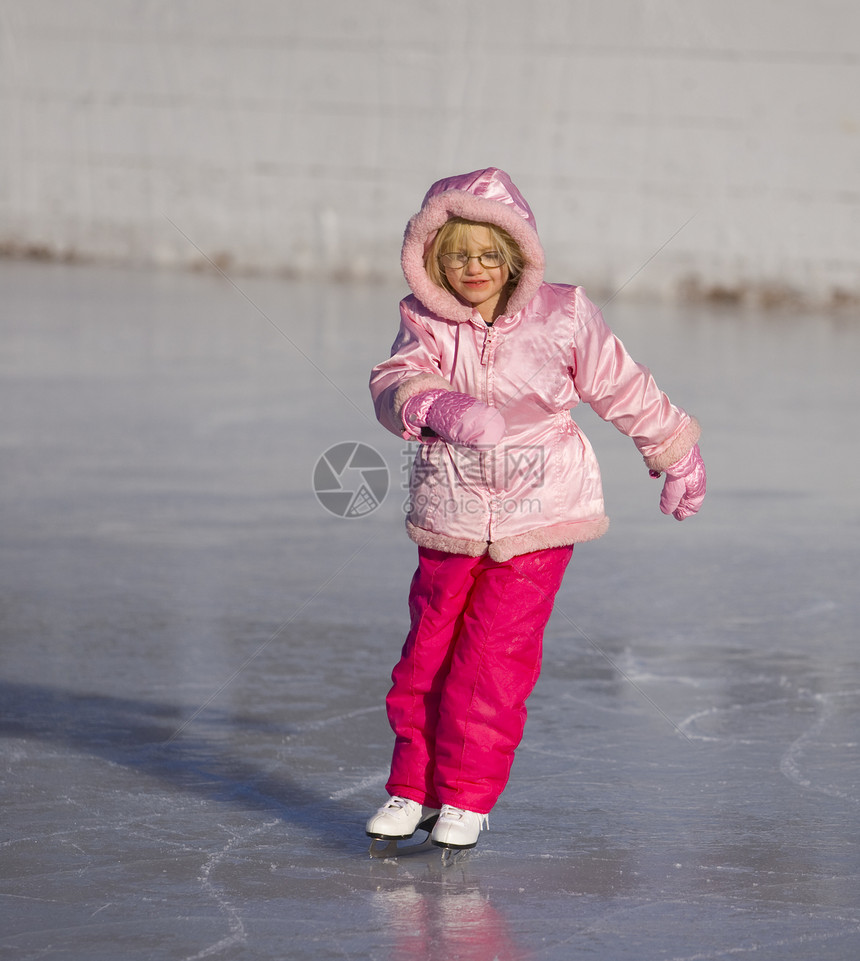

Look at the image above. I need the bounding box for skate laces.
[439,804,489,829]
[384,796,416,812]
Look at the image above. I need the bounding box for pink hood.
[401,168,546,323]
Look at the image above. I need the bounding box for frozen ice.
[1,261,859,959]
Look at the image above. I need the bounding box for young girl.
[366,168,705,853]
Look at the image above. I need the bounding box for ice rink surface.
[2,260,859,960]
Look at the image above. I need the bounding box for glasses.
[438,251,506,270]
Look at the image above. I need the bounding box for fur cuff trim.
[405,515,610,562]
[405,520,488,557]
[642,416,702,473]
[402,190,545,322]
[488,517,610,562]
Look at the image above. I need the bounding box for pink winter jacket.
[370,168,700,562]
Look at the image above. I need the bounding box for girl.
[366,168,705,853]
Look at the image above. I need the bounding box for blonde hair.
[424,218,525,294]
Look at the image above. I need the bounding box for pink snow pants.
[385,544,573,814]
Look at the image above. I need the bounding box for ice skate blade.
[437,845,471,865]
[368,833,436,859]
[431,838,477,851]
[366,813,439,858]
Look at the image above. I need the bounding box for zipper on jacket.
[480,323,502,541]
[479,325,498,367]
[479,325,500,409]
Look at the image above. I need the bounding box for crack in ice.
[183,820,279,961]
[779,689,860,804]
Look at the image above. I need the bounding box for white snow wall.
[1,0,858,304]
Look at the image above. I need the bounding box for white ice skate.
[366,796,441,859]
[430,804,488,860]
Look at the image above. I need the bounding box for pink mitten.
[402,389,506,450]
[653,444,706,520]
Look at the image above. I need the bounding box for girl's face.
[441,225,511,322]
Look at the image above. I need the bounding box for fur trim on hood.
[401,168,546,323]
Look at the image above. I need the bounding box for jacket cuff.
[393,373,453,439]
[642,415,702,473]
